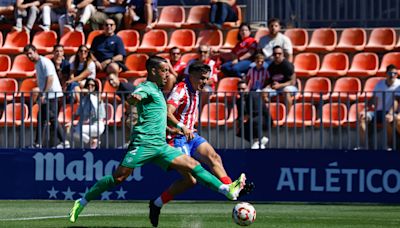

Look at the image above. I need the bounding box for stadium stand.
[0,78,18,102]
[58,103,79,125]
[102,78,128,102]
[293,52,320,77]
[347,52,379,77]
[16,78,37,101]
[25,103,39,127]
[317,52,349,77]
[180,53,200,63]
[117,29,140,53]
[7,54,35,79]
[358,76,385,102]
[59,30,85,55]
[364,27,396,52]
[210,77,241,102]
[166,29,196,52]
[0,103,28,126]
[107,104,124,126]
[32,31,58,54]
[254,28,269,42]
[330,77,362,102]
[377,52,400,76]
[0,55,11,77]
[86,30,103,48]
[222,28,239,50]
[183,5,210,29]
[0,30,29,54]
[267,102,286,126]
[315,103,347,127]
[200,102,229,127]
[306,28,337,52]
[196,29,223,49]
[137,29,168,53]
[286,103,316,127]
[120,53,149,78]
[300,77,331,102]
[155,5,185,29]
[222,4,242,29]
[284,28,308,52]
[335,28,366,52]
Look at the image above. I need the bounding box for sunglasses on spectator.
[387,71,398,76]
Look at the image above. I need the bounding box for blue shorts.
[170,132,207,158]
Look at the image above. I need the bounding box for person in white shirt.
[24,44,70,149]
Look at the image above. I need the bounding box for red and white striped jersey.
[167,79,199,132]
[246,66,269,91]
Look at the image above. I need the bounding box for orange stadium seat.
[32,30,57,54]
[318,52,349,77]
[196,29,223,49]
[306,28,337,52]
[284,28,308,52]
[181,53,200,64]
[315,103,347,127]
[117,29,140,53]
[7,54,35,79]
[223,5,242,28]
[344,102,368,127]
[364,27,396,52]
[222,29,239,50]
[137,29,168,53]
[86,30,103,48]
[200,102,229,127]
[0,32,2,47]
[183,5,210,29]
[58,103,79,125]
[156,52,170,59]
[286,103,316,127]
[0,103,28,126]
[0,55,11,77]
[120,53,149,78]
[155,5,185,29]
[0,30,29,54]
[331,77,362,102]
[60,31,85,54]
[254,28,269,42]
[335,28,366,52]
[300,77,331,102]
[358,77,385,102]
[210,77,241,102]
[16,78,37,101]
[395,35,400,51]
[25,103,39,126]
[0,78,18,102]
[377,52,400,76]
[107,103,124,126]
[102,78,128,102]
[267,102,286,126]
[347,52,379,77]
[294,52,320,77]
[166,29,196,52]
[104,103,115,125]
[133,77,147,86]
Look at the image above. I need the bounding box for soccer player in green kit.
[69,56,246,223]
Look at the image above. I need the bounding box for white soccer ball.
[232,202,256,226]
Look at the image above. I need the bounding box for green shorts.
[121,142,183,170]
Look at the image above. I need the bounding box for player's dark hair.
[386,64,397,73]
[146,56,167,75]
[23,44,37,53]
[188,61,211,75]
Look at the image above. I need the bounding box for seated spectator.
[59,0,97,32]
[39,0,69,34]
[14,0,40,32]
[91,18,127,79]
[51,45,70,92]
[66,45,96,103]
[258,18,293,65]
[262,46,297,112]
[236,80,270,149]
[89,0,125,31]
[359,64,400,150]
[246,53,269,91]
[221,23,257,77]
[0,2,14,15]
[164,47,186,93]
[126,0,158,31]
[71,78,106,149]
[208,0,238,29]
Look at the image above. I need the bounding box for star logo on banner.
[62,187,76,200]
[79,187,89,198]
[47,186,58,199]
[101,191,112,200]
[115,187,128,199]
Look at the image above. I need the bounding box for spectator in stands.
[258,18,293,66]
[72,78,106,149]
[0,2,14,16]
[51,45,70,91]
[39,0,69,34]
[89,0,125,31]
[60,0,97,32]
[220,23,257,77]
[164,47,186,93]
[126,0,158,32]
[66,45,96,103]
[246,53,269,91]
[359,64,400,150]
[91,18,127,80]
[208,0,238,29]
[14,0,40,32]
[236,80,270,149]
[263,45,297,113]
[24,44,69,149]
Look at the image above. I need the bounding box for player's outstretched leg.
[69,199,86,223]
[149,199,161,227]
[227,173,247,200]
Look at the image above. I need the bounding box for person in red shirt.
[221,23,257,77]
[164,46,187,93]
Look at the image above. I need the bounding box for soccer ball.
[232,202,256,226]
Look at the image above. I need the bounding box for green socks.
[191,165,223,192]
[84,175,116,202]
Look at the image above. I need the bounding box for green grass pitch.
[0,200,399,227]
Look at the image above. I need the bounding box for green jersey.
[130,81,167,145]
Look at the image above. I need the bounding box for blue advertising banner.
[0,149,399,203]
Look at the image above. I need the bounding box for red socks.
[220,176,232,184]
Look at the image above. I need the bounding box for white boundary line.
[0,214,108,221]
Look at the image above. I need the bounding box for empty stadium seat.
[286,103,316,127]
[335,28,366,52]
[0,55,11,77]
[358,76,385,102]
[133,77,147,86]
[104,103,115,125]
[86,30,103,48]
[0,30,29,54]
[347,52,379,77]
[200,102,229,127]
[117,29,140,53]
[306,28,337,52]
[181,53,200,63]
[344,102,368,127]
[107,103,124,126]
[155,5,185,29]
[120,53,149,78]
[137,29,168,53]
[60,31,85,54]
[210,77,241,102]
[166,29,196,52]
[284,28,308,52]
[7,54,35,79]
[364,27,396,52]
[318,52,349,77]
[183,5,210,29]
[267,102,286,126]
[32,30,58,54]
[222,29,239,50]
[331,77,362,102]
[0,78,18,102]
[294,52,320,77]
[0,103,28,126]
[300,77,331,102]
[16,78,37,101]
[222,5,242,28]
[102,78,128,102]
[254,28,269,42]
[315,103,347,127]
[58,103,79,125]
[377,52,400,76]
[196,29,223,49]
[25,103,39,126]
